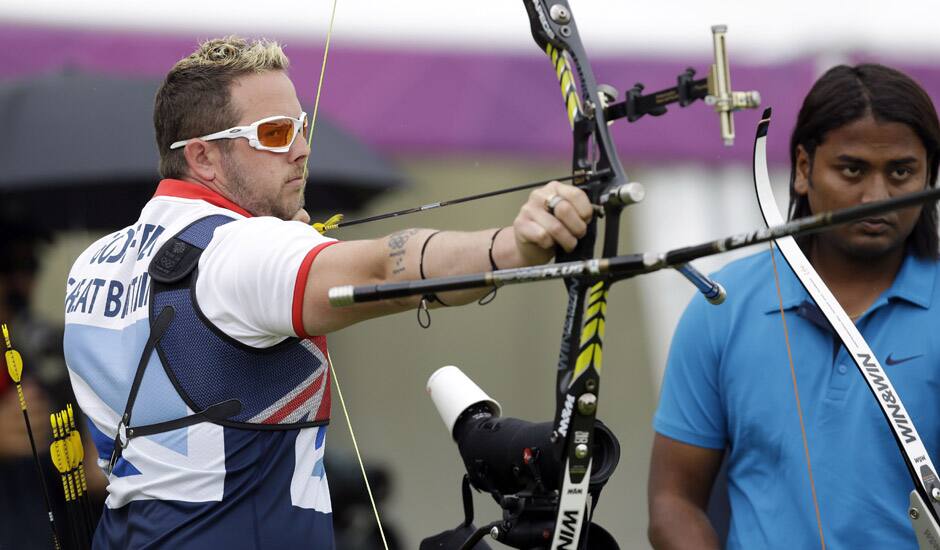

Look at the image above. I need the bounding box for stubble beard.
[221,154,305,220]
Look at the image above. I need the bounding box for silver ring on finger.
[545,194,565,216]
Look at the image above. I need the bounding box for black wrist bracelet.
[419,231,449,307]
[419,231,440,280]
[488,227,505,272]
[478,228,505,306]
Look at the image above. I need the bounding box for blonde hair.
[154,36,290,179]
[174,36,289,74]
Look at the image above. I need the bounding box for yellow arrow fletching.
[52,412,79,469]
[5,349,22,383]
[312,213,344,235]
[68,431,84,465]
[50,439,71,473]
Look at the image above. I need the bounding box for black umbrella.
[0,70,406,231]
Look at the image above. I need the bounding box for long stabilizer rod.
[329,183,940,306]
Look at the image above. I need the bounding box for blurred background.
[2,0,940,547]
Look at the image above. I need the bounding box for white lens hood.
[426,366,501,439]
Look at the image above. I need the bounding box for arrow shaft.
[334,170,609,229]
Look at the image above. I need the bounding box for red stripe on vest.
[261,370,326,424]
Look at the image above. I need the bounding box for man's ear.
[182,140,218,182]
[794,145,812,196]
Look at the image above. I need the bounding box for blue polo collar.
[761,246,936,316]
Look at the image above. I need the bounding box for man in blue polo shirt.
[648,64,940,549]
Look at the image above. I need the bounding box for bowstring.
[327,351,389,548]
[306,3,389,548]
[768,242,826,550]
[303,0,337,181]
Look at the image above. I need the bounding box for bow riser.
[523,2,631,547]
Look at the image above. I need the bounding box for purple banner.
[3,23,939,166]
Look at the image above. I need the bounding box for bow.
[753,110,940,548]
[519,2,627,547]
[323,2,759,547]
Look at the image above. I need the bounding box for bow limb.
[753,109,827,550]
[752,110,940,548]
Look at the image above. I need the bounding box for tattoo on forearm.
[388,228,419,275]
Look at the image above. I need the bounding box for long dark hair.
[788,64,940,258]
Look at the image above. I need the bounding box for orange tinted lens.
[257,118,294,147]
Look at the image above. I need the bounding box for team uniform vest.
[111,215,332,467]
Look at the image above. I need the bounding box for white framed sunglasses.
[170,111,308,153]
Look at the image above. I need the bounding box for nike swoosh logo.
[885,353,923,366]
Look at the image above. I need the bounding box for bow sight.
[599,25,760,144]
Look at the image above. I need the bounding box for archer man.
[61,36,593,548]
[649,64,940,548]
